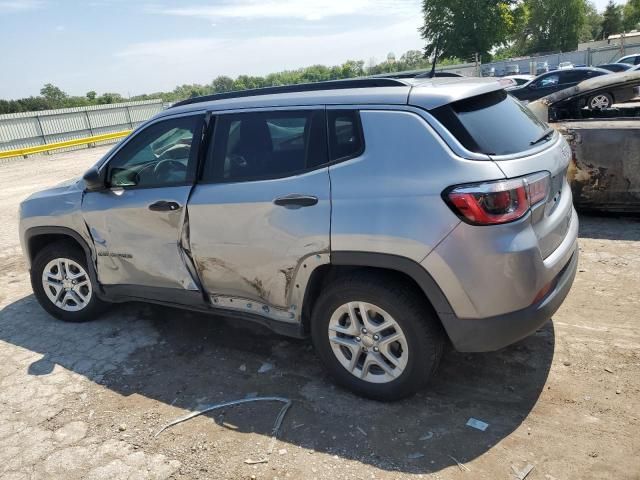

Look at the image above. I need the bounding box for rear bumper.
[439,244,578,352]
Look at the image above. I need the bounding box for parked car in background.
[508,67,610,105]
[597,63,633,73]
[505,64,520,75]
[528,71,640,213]
[536,62,550,74]
[504,74,535,86]
[558,62,574,70]
[616,54,640,66]
[482,66,496,77]
[19,77,579,401]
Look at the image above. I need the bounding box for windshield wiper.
[530,128,555,146]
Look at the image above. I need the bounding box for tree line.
[0,52,459,114]
[2,0,638,115]
[422,0,640,63]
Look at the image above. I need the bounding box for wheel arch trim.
[330,251,454,316]
[24,226,103,297]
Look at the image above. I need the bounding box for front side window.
[107,115,201,188]
[538,74,560,87]
[619,56,635,65]
[209,110,326,181]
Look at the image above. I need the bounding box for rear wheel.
[311,272,444,401]
[31,242,107,322]
[588,92,612,109]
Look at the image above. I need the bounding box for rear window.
[432,90,550,156]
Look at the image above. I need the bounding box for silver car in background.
[19,77,578,400]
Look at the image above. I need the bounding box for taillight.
[445,172,550,225]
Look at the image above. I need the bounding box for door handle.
[148,200,181,212]
[273,194,318,208]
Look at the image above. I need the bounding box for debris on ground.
[258,362,274,374]
[407,452,424,459]
[154,396,292,459]
[511,463,535,479]
[244,458,268,465]
[356,426,367,436]
[419,432,434,441]
[604,367,613,373]
[466,418,489,431]
[448,455,470,472]
[239,364,247,372]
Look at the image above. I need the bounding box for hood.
[24,177,84,203]
[529,71,640,122]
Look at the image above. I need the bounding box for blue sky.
[0,0,625,100]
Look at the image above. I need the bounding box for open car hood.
[528,71,640,122]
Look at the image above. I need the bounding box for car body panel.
[329,109,505,262]
[187,166,331,319]
[424,134,575,319]
[81,185,198,290]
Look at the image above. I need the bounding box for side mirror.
[83,166,106,192]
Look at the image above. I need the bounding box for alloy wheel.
[41,257,92,312]
[327,301,409,383]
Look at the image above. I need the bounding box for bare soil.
[0,147,638,479]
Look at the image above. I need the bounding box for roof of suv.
[160,76,504,118]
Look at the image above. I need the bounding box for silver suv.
[19,78,578,400]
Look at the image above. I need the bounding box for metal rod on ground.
[154,396,292,454]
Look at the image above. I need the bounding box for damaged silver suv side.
[20,78,579,400]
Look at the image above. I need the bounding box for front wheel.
[31,242,107,322]
[311,272,444,401]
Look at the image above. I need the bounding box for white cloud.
[0,0,42,13]
[111,18,423,94]
[153,0,420,21]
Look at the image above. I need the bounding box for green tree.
[420,0,516,62]
[39,84,67,104]
[211,76,234,93]
[623,0,640,31]
[86,91,97,101]
[601,0,623,37]
[580,1,603,41]
[514,0,587,54]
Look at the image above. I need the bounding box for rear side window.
[208,110,326,181]
[327,110,364,162]
[432,90,550,156]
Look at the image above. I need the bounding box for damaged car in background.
[527,71,640,213]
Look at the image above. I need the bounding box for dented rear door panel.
[187,168,331,315]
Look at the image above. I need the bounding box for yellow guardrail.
[0,130,132,160]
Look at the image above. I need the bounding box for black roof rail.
[170,78,408,108]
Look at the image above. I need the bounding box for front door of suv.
[82,113,204,295]
[187,107,330,317]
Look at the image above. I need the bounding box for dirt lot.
[0,146,638,480]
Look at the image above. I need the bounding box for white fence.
[0,99,164,157]
[438,42,640,77]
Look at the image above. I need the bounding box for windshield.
[432,90,551,156]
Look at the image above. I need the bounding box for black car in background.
[598,63,633,73]
[508,67,610,104]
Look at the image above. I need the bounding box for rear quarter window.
[431,90,550,156]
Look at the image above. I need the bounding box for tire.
[311,271,444,401]
[588,92,613,109]
[31,241,107,322]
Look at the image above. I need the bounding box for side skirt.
[101,284,307,339]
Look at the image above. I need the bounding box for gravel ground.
[0,146,638,480]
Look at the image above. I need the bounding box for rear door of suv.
[187,107,330,314]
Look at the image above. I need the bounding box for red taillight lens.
[446,172,550,225]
